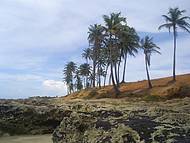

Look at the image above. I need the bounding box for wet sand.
[0,134,52,143]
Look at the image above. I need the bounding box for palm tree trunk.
[86,76,88,88]
[91,75,93,88]
[117,56,121,84]
[109,34,120,95]
[114,64,119,87]
[83,77,85,89]
[99,76,101,88]
[173,26,177,81]
[92,60,96,87]
[104,65,109,86]
[98,64,101,88]
[122,54,127,83]
[111,63,120,96]
[109,72,112,85]
[67,85,69,95]
[145,56,152,88]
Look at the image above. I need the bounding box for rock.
[1,97,190,142]
[52,111,142,143]
[0,130,3,137]
[0,101,72,136]
[52,98,190,143]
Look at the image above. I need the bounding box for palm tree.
[82,48,92,64]
[159,7,190,81]
[63,70,72,94]
[103,12,126,95]
[140,36,160,88]
[96,48,107,88]
[79,63,91,88]
[119,26,139,83]
[74,69,83,91]
[88,24,105,87]
[100,48,110,87]
[63,61,77,94]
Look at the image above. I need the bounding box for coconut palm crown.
[141,36,160,88]
[159,7,190,81]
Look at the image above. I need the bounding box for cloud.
[43,80,67,95]
[0,0,190,98]
[1,0,189,53]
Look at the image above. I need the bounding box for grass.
[143,95,165,102]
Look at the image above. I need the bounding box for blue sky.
[0,0,190,99]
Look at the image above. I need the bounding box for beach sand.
[0,134,52,143]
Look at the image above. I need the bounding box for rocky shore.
[1,97,190,143]
[52,98,190,143]
[0,97,70,136]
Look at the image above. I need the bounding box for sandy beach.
[0,134,52,143]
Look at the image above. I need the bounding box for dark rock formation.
[0,99,71,136]
[52,98,190,143]
[1,97,190,143]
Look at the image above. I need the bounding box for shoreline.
[0,134,52,143]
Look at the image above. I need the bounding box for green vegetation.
[143,95,164,102]
[63,12,139,96]
[63,62,77,94]
[159,8,190,81]
[140,36,160,88]
[63,7,190,96]
[1,6,190,143]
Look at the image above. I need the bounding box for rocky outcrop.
[1,97,190,142]
[52,98,190,143]
[0,99,71,136]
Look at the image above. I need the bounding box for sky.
[0,0,190,99]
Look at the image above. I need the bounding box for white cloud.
[43,80,67,95]
[0,0,189,98]
[1,0,189,55]
[1,0,189,53]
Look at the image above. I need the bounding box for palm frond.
[162,15,172,22]
[178,25,190,33]
[158,23,173,31]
